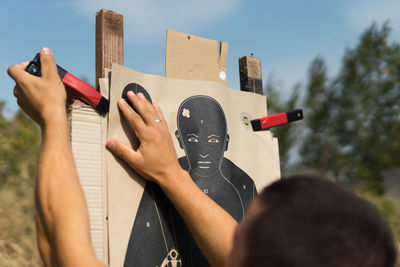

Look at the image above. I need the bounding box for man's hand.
[7,47,67,127]
[106,91,184,186]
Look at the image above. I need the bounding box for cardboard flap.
[165,29,228,84]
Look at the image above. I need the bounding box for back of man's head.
[243,175,397,267]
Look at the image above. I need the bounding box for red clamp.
[26,53,109,114]
[251,109,303,131]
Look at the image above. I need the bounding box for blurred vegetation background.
[269,22,400,264]
[0,106,41,266]
[0,23,399,266]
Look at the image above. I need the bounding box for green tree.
[299,57,339,180]
[0,106,40,186]
[299,23,400,194]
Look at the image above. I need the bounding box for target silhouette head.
[175,96,229,176]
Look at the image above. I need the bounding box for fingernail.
[138,92,145,99]
[153,102,160,111]
[107,140,117,150]
[119,98,126,104]
[41,47,52,55]
[127,91,134,97]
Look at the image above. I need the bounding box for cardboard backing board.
[107,64,280,266]
[165,29,228,85]
[68,104,107,263]
[68,70,111,263]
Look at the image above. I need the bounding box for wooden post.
[94,9,124,263]
[95,9,124,90]
[239,56,281,178]
[239,56,263,95]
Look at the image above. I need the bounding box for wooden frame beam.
[95,9,124,90]
[239,56,263,95]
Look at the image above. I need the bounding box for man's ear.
[175,130,184,149]
[224,134,230,151]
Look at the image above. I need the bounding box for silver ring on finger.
[155,119,162,123]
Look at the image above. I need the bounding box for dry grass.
[357,189,400,266]
[0,177,41,267]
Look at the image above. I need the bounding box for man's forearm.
[36,114,101,266]
[159,169,238,267]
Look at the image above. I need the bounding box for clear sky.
[1,0,399,115]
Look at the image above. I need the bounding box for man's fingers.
[40,47,59,80]
[117,99,147,137]
[106,138,142,167]
[127,92,159,125]
[7,62,30,83]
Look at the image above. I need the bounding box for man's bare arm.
[8,48,103,267]
[107,93,237,267]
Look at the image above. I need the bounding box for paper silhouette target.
[123,93,257,267]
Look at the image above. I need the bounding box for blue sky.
[1,0,399,116]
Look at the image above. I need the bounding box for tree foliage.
[330,23,400,193]
[0,104,40,186]
[299,57,339,178]
[302,23,400,193]
[269,23,400,194]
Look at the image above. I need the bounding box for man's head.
[175,96,229,176]
[227,175,397,267]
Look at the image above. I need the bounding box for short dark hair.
[243,175,397,267]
